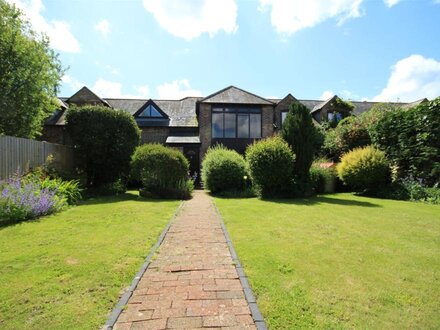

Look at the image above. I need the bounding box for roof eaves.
[200,85,274,105]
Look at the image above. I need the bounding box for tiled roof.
[200,86,274,105]
[46,86,418,127]
[154,97,201,127]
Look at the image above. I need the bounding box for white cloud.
[383,0,401,7]
[142,0,238,40]
[258,0,364,35]
[134,85,150,98]
[62,75,84,92]
[320,90,334,100]
[373,55,440,102]
[91,78,150,99]
[94,19,110,37]
[7,0,80,53]
[156,79,202,99]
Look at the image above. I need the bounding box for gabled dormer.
[276,94,298,129]
[134,100,169,127]
[66,86,111,107]
[199,85,273,105]
[311,95,353,123]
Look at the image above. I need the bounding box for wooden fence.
[0,135,74,180]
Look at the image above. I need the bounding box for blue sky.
[8,0,440,101]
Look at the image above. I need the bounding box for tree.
[370,99,440,186]
[281,101,323,188]
[66,105,140,187]
[0,0,63,138]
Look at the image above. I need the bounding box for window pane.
[281,112,288,124]
[150,106,162,117]
[250,114,261,138]
[212,107,223,113]
[224,113,236,138]
[327,112,334,121]
[212,113,224,138]
[139,105,163,117]
[237,115,249,138]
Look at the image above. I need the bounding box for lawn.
[215,193,440,329]
[0,191,179,330]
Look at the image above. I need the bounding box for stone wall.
[40,126,68,145]
[274,95,296,132]
[262,105,274,138]
[198,103,212,161]
[140,127,169,144]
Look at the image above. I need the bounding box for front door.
[183,147,200,185]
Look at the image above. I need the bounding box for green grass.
[0,191,179,330]
[215,193,440,329]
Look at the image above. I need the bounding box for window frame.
[138,104,163,118]
[211,105,262,139]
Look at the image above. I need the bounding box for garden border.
[213,203,268,330]
[103,201,184,329]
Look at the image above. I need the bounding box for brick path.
[113,191,258,329]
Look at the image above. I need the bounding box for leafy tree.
[66,105,140,187]
[281,101,323,186]
[320,104,391,161]
[370,98,440,186]
[322,116,370,161]
[0,0,63,138]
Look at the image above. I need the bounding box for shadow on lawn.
[263,195,381,208]
[81,191,182,206]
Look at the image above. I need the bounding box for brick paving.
[113,190,257,330]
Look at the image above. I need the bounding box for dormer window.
[139,104,163,118]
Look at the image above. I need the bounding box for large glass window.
[212,107,261,139]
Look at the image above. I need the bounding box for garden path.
[113,190,263,329]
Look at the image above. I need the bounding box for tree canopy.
[0,0,63,138]
[281,101,323,186]
[66,105,140,187]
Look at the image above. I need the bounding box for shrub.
[246,136,296,197]
[370,98,440,186]
[337,146,390,194]
[131,144,192,199]
[66,105,140,188]
[29,176,82,205]
[0,176,66,223]
[201,145,247,193]
[321,116,372,161]
[377,180,440,204]
[281,101,323,194]
[310,160,337,194]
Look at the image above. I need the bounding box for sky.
[7,0,440,102]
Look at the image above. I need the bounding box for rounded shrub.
[130,144,191,198]
[246,136,296,197]
[201,145,247,193]
[337,145,390,193]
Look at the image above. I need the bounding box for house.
[42,85,417,178]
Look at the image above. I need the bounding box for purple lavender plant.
[0,176,66,222]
